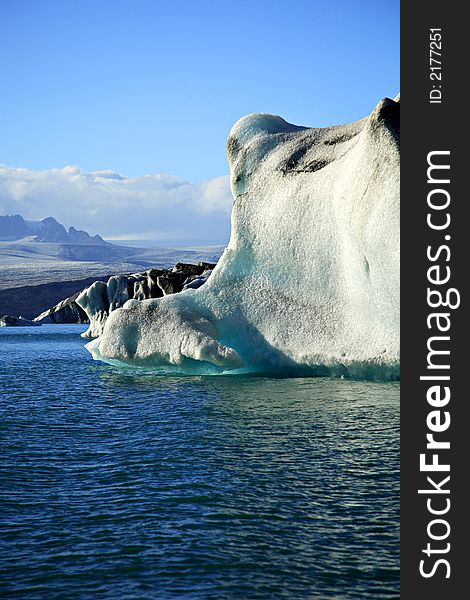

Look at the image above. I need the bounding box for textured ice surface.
[77,263,216,339]
[88,97,400,378]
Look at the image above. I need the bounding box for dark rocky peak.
[36,217,69,243]
[0,214,29,240]
[35,217,107,244]
[1,213,108,244]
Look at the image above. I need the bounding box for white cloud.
[0,164,233,243]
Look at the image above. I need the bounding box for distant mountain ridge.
[0,214,107,244]
[0,214,29,239]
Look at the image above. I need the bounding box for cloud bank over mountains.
[0,165,232,244]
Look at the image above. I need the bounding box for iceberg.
[76,262,216,339]
[87,97,400,379]
[0,315,41,327]
[34,292,88,324]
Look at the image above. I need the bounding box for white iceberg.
[87,97,400,379]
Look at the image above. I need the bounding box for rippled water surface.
[0,325,399,598]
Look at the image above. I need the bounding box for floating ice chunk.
[0,315,41,327]
[76,281,109,338]
[88,97,400,379]
[87,293,243,369]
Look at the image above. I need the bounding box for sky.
[0,0,399,242]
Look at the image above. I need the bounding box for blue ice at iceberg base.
[87,97,400,379]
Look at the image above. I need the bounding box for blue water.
[0,325,399,599]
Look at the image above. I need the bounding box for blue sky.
[0,0,399,241]
[1,0,399,181]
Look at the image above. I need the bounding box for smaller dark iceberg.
[34,292,89,325]
[76,262,216,338]
[0,315,41,327]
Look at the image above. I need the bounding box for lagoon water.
[1,325,399,599]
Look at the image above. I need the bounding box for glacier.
[87,96,400,379]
